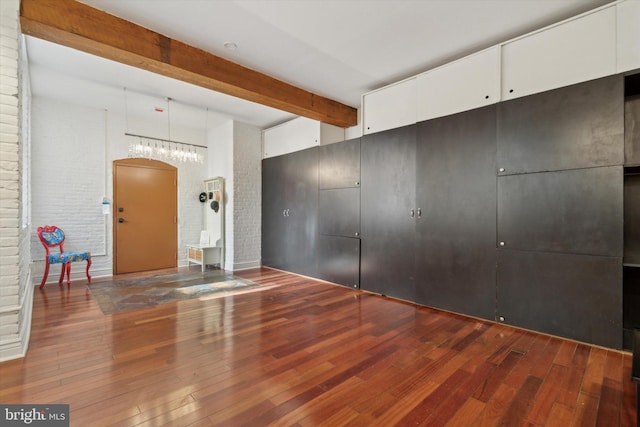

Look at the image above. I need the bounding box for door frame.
[112,158,178,275]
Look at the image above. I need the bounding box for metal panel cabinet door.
[361,125,417,301]
[319,137,361,190]
[497,250,622,349]
[497,75,623,175]
[262,155,287,270]
[415,105,497,320]
[282,147,319,278]
[498,166,623,257]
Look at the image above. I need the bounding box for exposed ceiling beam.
[20,0,358,128]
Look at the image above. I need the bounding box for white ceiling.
[24,0,613,131]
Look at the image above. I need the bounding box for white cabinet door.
[416,47,500,122]
[362,77,416,135]
[263,117,320,158]
[617,0,640,73]
[501,6,616,100]
[263,116,344,158]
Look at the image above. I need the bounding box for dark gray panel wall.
[317,235,360,289]
[261,147,318,277]
[497,166,623,257]
[319,138,361,189]
[626,95,640,166]
[415,105,497,320]
[497,250,622,349]
[318,188,360,238]
[283,147,319,277]
[262,155,286,270]
[498,75,624,175]
[361,125,416,300]
[625,173,640,265]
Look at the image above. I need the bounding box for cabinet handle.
[283,209,287,217]
[286,209,290,217]
[498,167,505,173]
[355,181,360,186]
[410,209,415,218]
[499,241,505,247]
[417,208,422,218]
[355,232,359,237]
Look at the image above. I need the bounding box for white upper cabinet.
[362,77,416,135]
[263,116,344,159]
[617,0,640,73]
[416,47,500,122]
[501,5,616,101]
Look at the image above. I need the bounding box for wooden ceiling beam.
[19,0,358,128]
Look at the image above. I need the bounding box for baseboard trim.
[0,272,34,362]
[231,260,261,271]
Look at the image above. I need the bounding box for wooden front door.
[113,159,177,274]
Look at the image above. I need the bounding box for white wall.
[231,121,262,270]
[206,120,262,271]
[30,96,209,280]
[0,0,32,362]
[207,121,233,268]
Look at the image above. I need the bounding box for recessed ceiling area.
[24,0,613,130]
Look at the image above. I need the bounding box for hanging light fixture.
[125,90,206,164]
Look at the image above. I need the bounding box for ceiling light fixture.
[125,90,206,164]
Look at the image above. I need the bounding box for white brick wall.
[208,121,234,269]
[207,120,262,271]
[30,98,209,280]
[0,0,33,362]
[232,122,261,270]
[31,98,108,278]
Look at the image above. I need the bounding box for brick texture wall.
[232,122,261,270]
[30,97,209,279]
[207,120,262,271]
[0,0,32,361]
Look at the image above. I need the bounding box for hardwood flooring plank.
[554,340,578,367]
[582,347,609,396]
[497,375,543,426]
[397,368,469,425]
[431,361,496,423]
[526,363,570,424]
[621,360,637,427]
[473,350,522,403]
[0,267,633,427]
[443,397,485,427]
[596,377,622,427]
[529,337,563,379]
[545,402,574,427]
[474,383,518,427]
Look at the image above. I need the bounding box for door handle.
[417,208,422,218]
[118,217,126,223]
[410,209,415,218]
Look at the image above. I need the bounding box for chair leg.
[39,262,50,289]
[86,258,92,284]
[66,263,72,288]
[58,264,65,286]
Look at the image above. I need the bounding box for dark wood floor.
[0,267,635,426]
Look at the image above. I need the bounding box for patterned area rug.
[89,269,261,315]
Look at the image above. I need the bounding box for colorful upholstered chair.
[37,226,91,289]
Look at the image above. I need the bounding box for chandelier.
[127,133,205,164]
[125,92,207,164]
